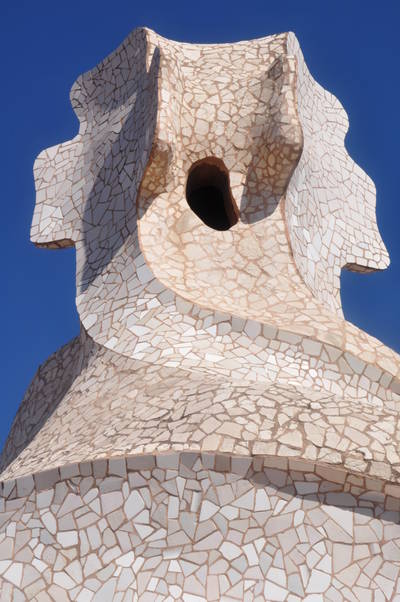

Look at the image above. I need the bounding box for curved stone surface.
[1,27,399,601]
[1,329,399,487]
[30,29,396,384]
[286,33,389,313]
[1,452,399,600]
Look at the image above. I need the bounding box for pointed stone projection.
[1,28,399,600]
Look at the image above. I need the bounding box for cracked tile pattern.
[1,453,400,601]
[30,28,397,385]
[285,34,389,314]
[1,330,399,488]
[1,27,399,600]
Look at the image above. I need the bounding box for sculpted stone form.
[1,28,399,601]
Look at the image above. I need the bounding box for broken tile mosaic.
[1,27,399,600]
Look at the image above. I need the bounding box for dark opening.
[186,158,238,231]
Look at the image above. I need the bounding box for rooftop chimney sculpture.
[1,29,399,601]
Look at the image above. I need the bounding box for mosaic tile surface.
[1,453,400,601]
[1,27,399,600]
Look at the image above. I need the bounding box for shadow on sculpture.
[79,44,160,292]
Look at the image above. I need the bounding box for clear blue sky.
[1,0,399,451]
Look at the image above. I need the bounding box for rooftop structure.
[0,28,399,601]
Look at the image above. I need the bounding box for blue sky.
[1,0,399,451]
